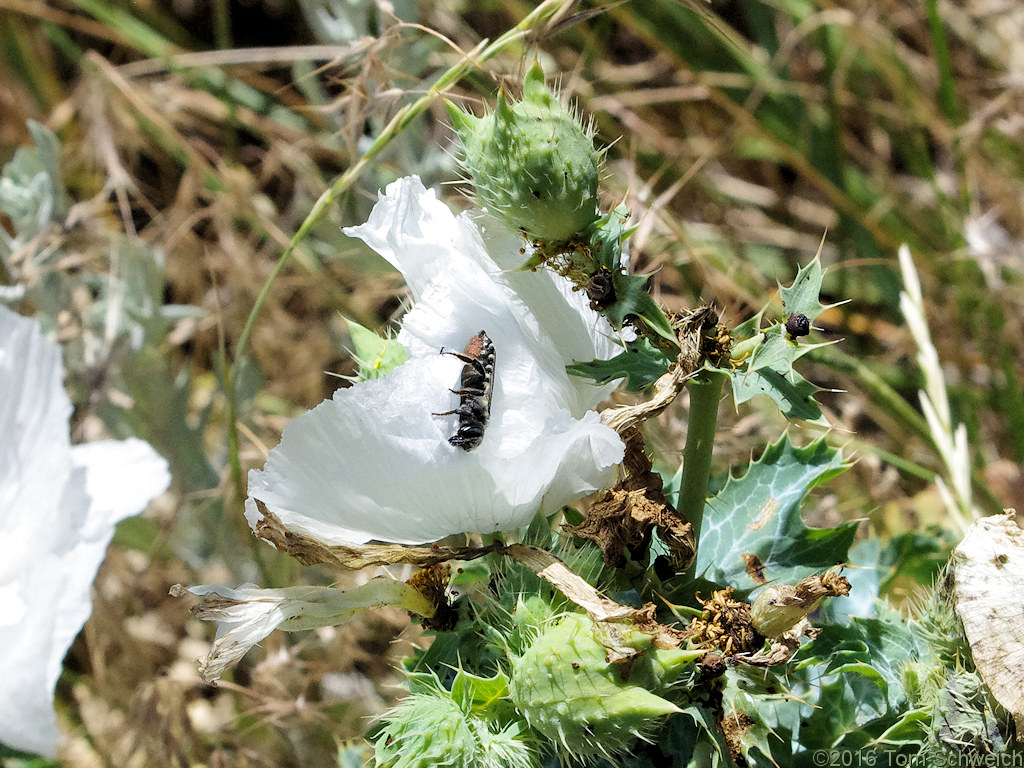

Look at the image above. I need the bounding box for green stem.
[224,0,576,503]
[678,371,725,554]
[212,0,231,50]
[924,0,959,124]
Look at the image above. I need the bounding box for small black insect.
[585,267,616,311]
[785,313,811,338]
[434,330,496,451]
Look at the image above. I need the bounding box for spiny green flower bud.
[373,688,478,768]
[447,61,601,244]
[506,594,558,657]
[375,671,539,768]
[508,612,700,759]
[477,721,540,768]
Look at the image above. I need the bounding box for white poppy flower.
[245,175,624,547]
[181,578,436,683]
[0,305,170,758]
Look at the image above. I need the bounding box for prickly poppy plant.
[183,63,1019,768]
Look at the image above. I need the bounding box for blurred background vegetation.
[1,0,1022,765]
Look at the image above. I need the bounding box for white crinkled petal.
[246,355,622,546]
[343,176,463,298]
[70,438,171,536]
[503,409,625,512]
[188,583,295,682]
[0,307,76,585]
[474,215,621,368]
[249,175,626,547]
[345,176,621,409]
[188,579,435,682]
[0,549,88,757]
[0,306,170,758]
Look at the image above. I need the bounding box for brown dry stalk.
[565,429,694,570]
[250,500,494,569]
[600,305,720,435]
[500,543,637,622]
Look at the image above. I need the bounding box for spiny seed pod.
[375,670,539,768]
[508,612,698,759]
[447,61,601,244]
[373,689,477,768]
[477,721,540,768]
[749,584,810,639]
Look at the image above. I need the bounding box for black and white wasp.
[434,330,495,451]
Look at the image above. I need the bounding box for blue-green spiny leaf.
[566,335,673,392]
[710,255,843,425]
[694,434,854,590]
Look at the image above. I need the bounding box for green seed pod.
[373,689,478,768]
[748,584,810,639]
[508,612,699,759]
[749,569,850,639]
[447,61,601,244]
[375,670,539,768]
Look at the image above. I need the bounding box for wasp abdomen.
[433,330,495,451]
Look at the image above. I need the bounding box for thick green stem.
[678,371,725,555]
[212,0,231,50]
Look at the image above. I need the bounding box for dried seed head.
[685,588,759,656]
